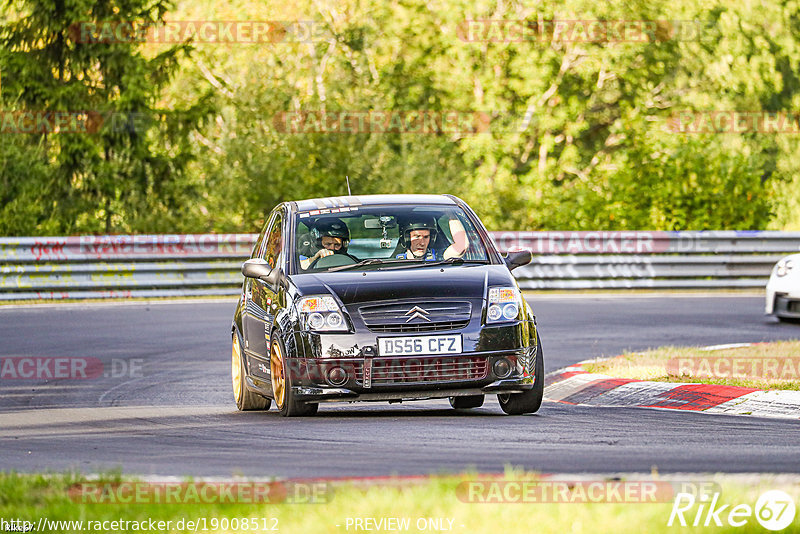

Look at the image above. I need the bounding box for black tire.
[498,337,544,415]
[270,334,318,417]
[449,395,485,409]
[232,332,270,411]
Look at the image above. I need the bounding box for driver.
[299,218,350,270]
[396,215,468,261]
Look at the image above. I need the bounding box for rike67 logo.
[668,489,796,531]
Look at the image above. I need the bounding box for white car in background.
[766,253,800,321]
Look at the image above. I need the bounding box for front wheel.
[498,337,544,415]
[270,334,318,417]
[232,332,270,411]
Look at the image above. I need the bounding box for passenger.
[396,215,468,260]
[299,218,351,270]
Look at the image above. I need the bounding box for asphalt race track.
[1,295,799,477]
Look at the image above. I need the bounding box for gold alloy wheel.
[231,335,242,403]
[270,339,286,408]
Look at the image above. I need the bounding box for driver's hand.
[314,249,334,260]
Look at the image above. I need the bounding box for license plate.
[377,335,462,356]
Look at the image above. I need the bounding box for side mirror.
[504,250,532,272]
[241,258,282,286]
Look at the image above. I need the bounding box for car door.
[243,210,284,378]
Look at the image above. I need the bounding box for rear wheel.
[232,332,270,411]
[498,337,544,415]
[270,334,318,417]
[449,395,485,409]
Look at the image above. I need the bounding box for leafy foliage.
[0,0,213,234]
[1,0,799,234]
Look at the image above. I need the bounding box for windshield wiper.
[424,257,489,267]
[382,257,489,270]
[327,258,386,272]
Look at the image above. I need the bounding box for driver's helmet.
[399,216,438,248]
[311,218,350,252]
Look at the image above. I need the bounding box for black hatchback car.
[231,194,542,416]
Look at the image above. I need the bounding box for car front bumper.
[283,347,535,390]
[291,376,536,403]
[765,271,800,315]
[272,317,539,403]
[771,294,800,319]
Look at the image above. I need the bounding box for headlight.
[776,259,794,277]
[486,287,522,324]
[297,295,349,332]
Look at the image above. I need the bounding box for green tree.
[180,0,471,231]
[0,0,213,235]
[447,0,800,230]
[4,0,800,234]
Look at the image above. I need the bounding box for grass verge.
[2,471,800,533]
[583,340,800,390]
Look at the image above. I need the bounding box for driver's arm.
[443,217,468,259]
[300,248,333,270]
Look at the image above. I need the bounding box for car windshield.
[293,205,490,272]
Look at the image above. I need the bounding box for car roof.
[292,194,458,213]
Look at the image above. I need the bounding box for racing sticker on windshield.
[299,207,357,218]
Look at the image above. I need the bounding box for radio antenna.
[346,175,352,196]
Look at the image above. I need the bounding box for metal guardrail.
[491,231,800,290]
[1,231,799,299]
[0,235,255,300]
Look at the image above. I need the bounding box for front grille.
[356,356,488,385]
[360,301,472,333]
[789,301,800,313]
[368,321,469,333]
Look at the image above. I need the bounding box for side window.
[262,212,283,269]
[251,213,274,259]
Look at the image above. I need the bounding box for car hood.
[291,264,515,305]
